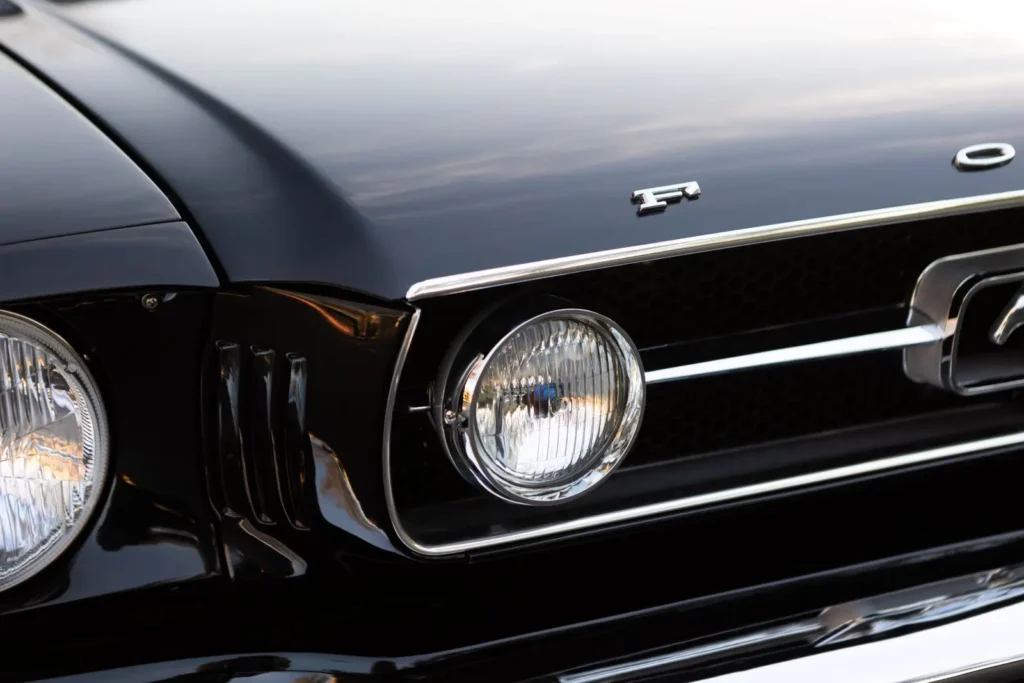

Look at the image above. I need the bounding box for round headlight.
[442,309,644,505]
[0,312,108,591]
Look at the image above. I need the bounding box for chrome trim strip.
[382,308,426,556]
[392,429,1024,556]
[566,564,1024,683]
[645,324,943,385]
[406,189,1024,300]
[704,601,1024,683]
[904,243,1024,395]
[560,621,822,683]
[443,308,646,505]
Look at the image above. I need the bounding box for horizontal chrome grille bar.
[406,189,1024,300]
[400,430,1024,555]
[644,324,944,385]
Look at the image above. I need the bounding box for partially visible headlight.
[0,311,108,591]
[441,309,644,505]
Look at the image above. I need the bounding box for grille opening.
[400,206,1024,390]
[390,207,1024,551]
[632,351,969,466]
[390,350,1002,514]
[400,401,1024,546]
[638,307,906,372]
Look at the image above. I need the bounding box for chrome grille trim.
[389,371,1024,555]
[383,309,427,556]
[390,190,1024,556]
[406,189,1024,300]
[645,324,943,385]
[560,621,822,683]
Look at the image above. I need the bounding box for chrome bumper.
[706,600,1024,683]
[561,565,1024,683]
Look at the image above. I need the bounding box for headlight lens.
[0,312,108,591]
[450,309,644,504]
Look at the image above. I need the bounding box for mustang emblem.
[631,181,701,216]
[990,285,1024,345]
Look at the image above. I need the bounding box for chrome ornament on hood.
[631,181,701,216]
[953,142,1015,171]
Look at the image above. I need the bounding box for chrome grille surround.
[386,189,1024,557]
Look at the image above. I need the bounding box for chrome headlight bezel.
[0,310,109,592]
[437,308,645,506]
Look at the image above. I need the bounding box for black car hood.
[0,44,176,245]
[21,0,1024,299]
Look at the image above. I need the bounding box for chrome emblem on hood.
[953,143,1015,171]
[631,181,701,216]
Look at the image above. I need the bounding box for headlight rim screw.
[141,293,161,312]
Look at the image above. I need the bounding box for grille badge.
[905,243,1024,395]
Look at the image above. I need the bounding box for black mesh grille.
[631,351,974,466]
[391,352,992,510]
[551,209,1024,350]
[404,208,1024,378]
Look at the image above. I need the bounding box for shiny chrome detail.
[394,410,1024,555]
[560,622,822,683]
[382,309,427,555]
[905,244,1024,395]
[817,566,1024,647]
[990,287,1024,346]
[140,292,160,311]
[954,142,1015,171]
[703,586,1024,682]
[392,193,1024,555]
[439,309,646,506]
[565,564,1024,683]
[406,189,1024,300]
[311,435,392,551]
[0,311,110,593]
[645,325,943,385]
[631,181,701,216]
[561,622,815,683]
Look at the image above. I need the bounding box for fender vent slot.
[214,341,311,530]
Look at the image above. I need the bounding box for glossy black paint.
[205,286,412,572]
[4,2,1024,681]
[9,300,1024,679]
[0,291,220,614]
[32,653,401,682]
[16,522,1024,682]
[0,44,176,244]
[1,1,1023,299]
[0,222,218,302]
